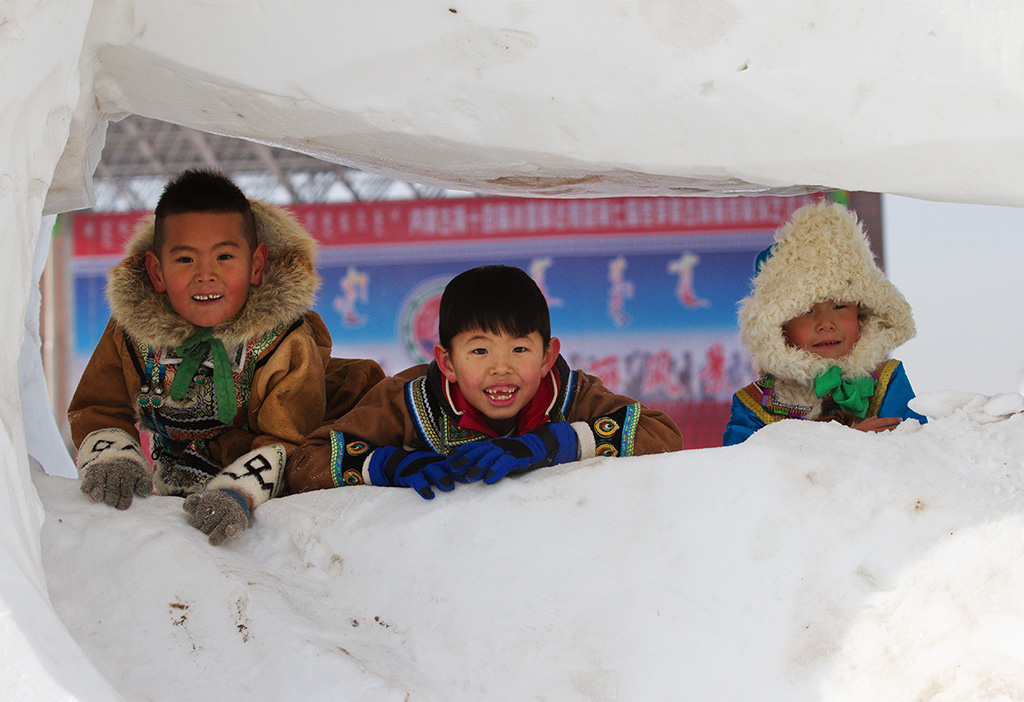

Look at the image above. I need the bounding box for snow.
[910,391,1024,422]
[34,397,1024,700]
[46,2,1024,209]
[5,1,1024,699]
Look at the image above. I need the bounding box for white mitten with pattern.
[183,444,285,545]
[76,428,153,510]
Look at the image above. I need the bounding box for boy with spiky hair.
[288,264,682,499]
[69,168,383,544]
[722,200,926,446]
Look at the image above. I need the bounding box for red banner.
[71,194,818,258]
[72,212,148,258]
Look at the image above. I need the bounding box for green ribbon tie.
[169,328,237,425]
[813,366,875,419]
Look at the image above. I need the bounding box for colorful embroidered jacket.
[71,314,337,494]
[68,200,384,503]
[287,355,683,493]
[721,359,926,446]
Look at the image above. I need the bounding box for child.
[287,264,683,498]
[722,200,926,446]
[68,169,383,544]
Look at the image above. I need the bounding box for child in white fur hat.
[722,200,926,446]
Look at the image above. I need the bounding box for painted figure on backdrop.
[335,265,369,328]
[529,256,563,308]
[668,252,709,309]
[607,256,634,327]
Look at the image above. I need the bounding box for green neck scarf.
[813,366,875,418]
[169,328,237,425]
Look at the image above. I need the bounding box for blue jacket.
[722,359,926,446]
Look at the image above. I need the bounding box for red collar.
[443,370,560,437]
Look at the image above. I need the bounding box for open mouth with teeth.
[192,293,224,302]
[814,340,841,348]
[484,386,518,404]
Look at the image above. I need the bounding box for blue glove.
[445,422,579,485]
[366,446,455,500]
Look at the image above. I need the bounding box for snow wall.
[6,1,1024,699]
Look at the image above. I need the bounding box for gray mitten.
[183,444,285,545]
[183,489,249,546]
[76,428,153,510]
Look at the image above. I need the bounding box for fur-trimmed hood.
[107,201,320,349]
[738,201,915,395]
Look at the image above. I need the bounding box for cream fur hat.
[738,200,915,388]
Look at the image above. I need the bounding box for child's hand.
[184,445,285,543]
[76,428,152,510]
[365,447,455,500]
[853,416,902,433]
[80,459,153,510]
[183,489,249,546]
[445,422,580,485]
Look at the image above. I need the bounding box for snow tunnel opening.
[25,113,495,483]
[27,114,898,468]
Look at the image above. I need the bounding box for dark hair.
[438,265,551,349]
[153,168,257,254]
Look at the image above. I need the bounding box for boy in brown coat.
[288,265,682,499]
[68,169,382,544]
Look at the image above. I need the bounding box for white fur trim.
[361,450,378,486]
[572,421,596,460]
[738,201,915,385]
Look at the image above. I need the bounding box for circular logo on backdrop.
[398,276,450,364]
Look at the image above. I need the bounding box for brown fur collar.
[107,200,320,348]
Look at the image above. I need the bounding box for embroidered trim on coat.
[736,359,902,427]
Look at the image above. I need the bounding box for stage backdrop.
[70,194,819,448]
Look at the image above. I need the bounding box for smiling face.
[782,300,861,360]
[144,211,268,329]
[434,328,561,435]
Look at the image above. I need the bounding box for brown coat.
[68,312,370,466]
[288,357,682,493]
[68,200,384,497]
